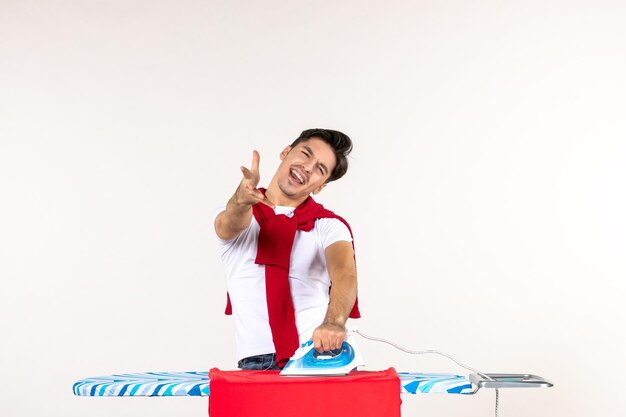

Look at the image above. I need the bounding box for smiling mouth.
[290,168,306,185]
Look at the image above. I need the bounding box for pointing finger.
[251,150,260,173]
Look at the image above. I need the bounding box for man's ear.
[279,145,292,160]
[312,183,327,195]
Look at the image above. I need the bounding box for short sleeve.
[315,218,353,249]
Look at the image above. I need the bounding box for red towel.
[208,368,401,417]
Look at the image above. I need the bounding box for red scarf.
[224,191,360,368]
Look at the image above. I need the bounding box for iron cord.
[353,329,499,417]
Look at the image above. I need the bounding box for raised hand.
[235,150,274,208]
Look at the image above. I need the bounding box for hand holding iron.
[312,322,346,352]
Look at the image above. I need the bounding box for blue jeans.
[238,353,280,370]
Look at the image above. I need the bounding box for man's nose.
[303,159,316,173]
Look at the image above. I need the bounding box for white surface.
[1,1,624,417]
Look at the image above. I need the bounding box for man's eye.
[302,151,310,157]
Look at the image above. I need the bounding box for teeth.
[291,169,304,184]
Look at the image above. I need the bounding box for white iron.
[280,330,366,376]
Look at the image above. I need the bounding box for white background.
[1,1,624,416]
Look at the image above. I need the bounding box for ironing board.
[72,371,474,397]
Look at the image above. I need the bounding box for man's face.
[275,137,336,201]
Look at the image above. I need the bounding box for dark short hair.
[290,128,353,183]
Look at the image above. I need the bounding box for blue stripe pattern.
[73,372,211,397]
[398,372,473,394]
[73,371,473,396]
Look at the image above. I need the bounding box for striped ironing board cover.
[73,371,473,396]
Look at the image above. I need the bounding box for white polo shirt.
[214,205,352,361]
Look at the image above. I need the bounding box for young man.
[213,128,360,370]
